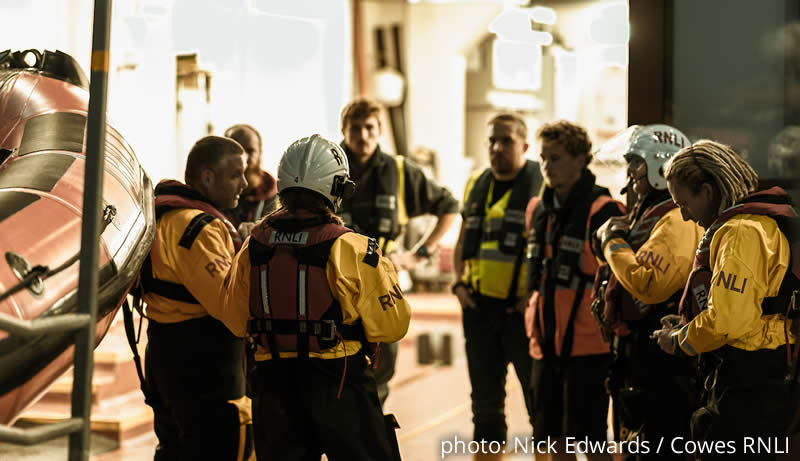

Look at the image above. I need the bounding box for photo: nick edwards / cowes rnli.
[0,49,155,425]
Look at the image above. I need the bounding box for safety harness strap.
[140,254,200,304]
[559,272,595,359]
[247,318,367,342]
[121,292,154,407]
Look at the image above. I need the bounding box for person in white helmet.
[208,134,411,461]
[593,124,703,459]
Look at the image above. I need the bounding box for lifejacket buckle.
[320,319,337,342]
[246,318,272,335]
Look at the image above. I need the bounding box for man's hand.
[652,315,684,355]
[652,327,677,355]
[388,251,426,271]
[237,222,257,240]
[453,284,477,309]
[660,314,683,329]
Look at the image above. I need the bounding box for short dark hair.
[340,98,383,131]
[184,136,244,186]
[488,113,528,140]
[537,120,593,164]
[224,124,262,149]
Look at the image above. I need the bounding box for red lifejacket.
[596,196,678,337]
[154,179,243,250]
[678,187,799,323]
[246,212,366,358]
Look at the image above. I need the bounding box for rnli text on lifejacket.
[205,258,231,277]
[714,271,748,294]
[269,231,310,245]
[378,283,404,311]
[635,250,671,274]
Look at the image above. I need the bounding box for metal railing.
[0,0,112,459]
[0,309,91,446]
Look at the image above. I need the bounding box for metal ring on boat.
[5,252,44,297]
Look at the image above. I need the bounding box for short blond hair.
[664,139,758,214]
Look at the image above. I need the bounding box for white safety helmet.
[277,134,355,209]
[597,124,690,191]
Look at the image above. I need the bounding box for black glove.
[594,216,630,260]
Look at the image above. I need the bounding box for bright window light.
[374,68,405,107]
[599,45,628,67]
[489,8,553,46]
[589,2,629,45]
[492,39,542,91]
[530,6,556,25]
[487,90,544,111]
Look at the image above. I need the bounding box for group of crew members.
[134,96,798,461]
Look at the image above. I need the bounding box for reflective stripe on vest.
[259,268,270,315]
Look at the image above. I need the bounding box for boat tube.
[0,49,155,424]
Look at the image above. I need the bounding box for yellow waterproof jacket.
[144,208,236,323]
[677,214,793,355]
[604,207,703,305]
[210,228,412,360]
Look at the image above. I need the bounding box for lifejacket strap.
[140,254,200,304]
[247,318,367,343]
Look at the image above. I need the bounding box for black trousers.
[611,331,696,460]
[373,341,399,406]
[145,316,252,461]
[531,353,611,441]
[249,352,398,461]
[462,297,534,443]
[691,345,795,461]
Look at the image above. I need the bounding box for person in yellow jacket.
[141,136,253,461]
[208,134,411,461]
[593,125,703,459]
[452,114,543,459]
[654,140,797,461]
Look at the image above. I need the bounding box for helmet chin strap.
[620,172,648,195]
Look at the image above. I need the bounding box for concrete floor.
[0,293,538,460]
[10,293,798,460]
